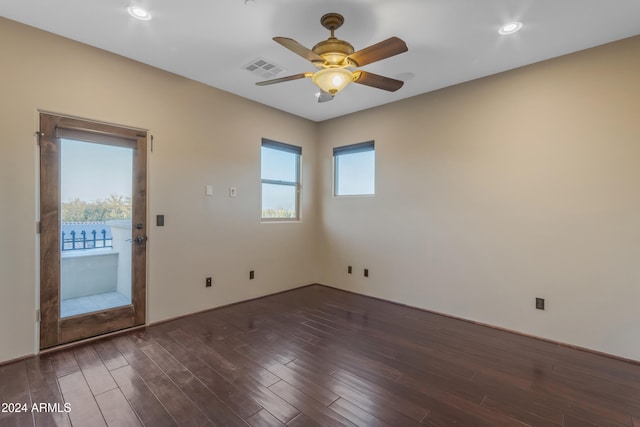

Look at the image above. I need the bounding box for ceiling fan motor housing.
[312,13,355,68]
[312,39,354,67]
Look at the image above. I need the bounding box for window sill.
[333,194,375,198]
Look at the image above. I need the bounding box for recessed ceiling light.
[499,22,522,35]
[127,6,151,21]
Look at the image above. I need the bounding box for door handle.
[134,236,147,245]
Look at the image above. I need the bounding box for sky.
[335,150,375,196]
[60,139,133,202]
[261,146,297,211]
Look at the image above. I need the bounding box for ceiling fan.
[256,13,408,102]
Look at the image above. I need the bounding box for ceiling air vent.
[243,58,286,80]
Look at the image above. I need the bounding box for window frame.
[261,138,302,221]
[333,140,375,197]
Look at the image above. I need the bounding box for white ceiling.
[1,0,639,122]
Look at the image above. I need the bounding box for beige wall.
[0,18,318,363]
[317,36,640,361]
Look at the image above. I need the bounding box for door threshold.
[39,323,146,355]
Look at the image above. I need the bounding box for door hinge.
[36,309,41,322]
[35,131,44,145]
[36,221,41,234]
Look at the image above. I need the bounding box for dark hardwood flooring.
[2,285,640,426]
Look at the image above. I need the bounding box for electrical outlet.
[364,268,369,277]
[249,270,255,280]
[348,266,352,274]
[206,277,212,287]
[536,297,545,310]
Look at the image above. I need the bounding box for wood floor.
[2,285,640,427]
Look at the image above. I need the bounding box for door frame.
[39,112,148,349]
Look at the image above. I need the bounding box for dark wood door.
[39,113,147,349]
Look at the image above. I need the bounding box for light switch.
[229,187,237,198]
[205,185,213,196]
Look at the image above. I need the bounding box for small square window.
[261,139,301,220]
[334,141,375,196]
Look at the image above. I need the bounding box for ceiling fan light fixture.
[312,68,353,96]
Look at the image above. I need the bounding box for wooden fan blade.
[347,36,408,67]
[273,37,324,62]
[317,90,333,103]
[255,73,312,86]
[353,71,404,92]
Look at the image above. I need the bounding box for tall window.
[334,141,375,196]
[261,139,301,220]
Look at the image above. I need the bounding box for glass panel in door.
[59,138,133,318]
